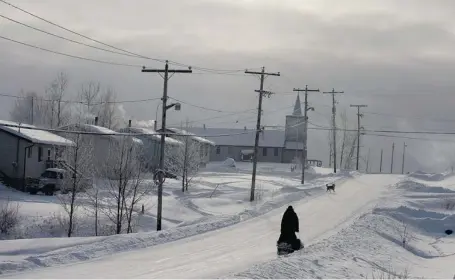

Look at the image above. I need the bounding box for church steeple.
[292,93,302,116]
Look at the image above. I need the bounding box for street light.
[154,102,181,130]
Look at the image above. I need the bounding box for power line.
[364,133,455,143]
[0,0,156,61]
[0,35,142,68]
[0,0,257,73]
[0,14,146,59]
[168,97,250,113]
[0,92,161,105]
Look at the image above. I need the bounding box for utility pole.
[329,142,332,168]
[391,142,395,174]
[293,85,319,184]
[366,148,371,173]
[401,142,407,174]
[379,149,383,173]
[245,67,280,202]
[30,96,34,125]
[142,60,191,231]
[350,104,367,171]
[323,89,344,173]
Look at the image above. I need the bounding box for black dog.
[326,183,335,192]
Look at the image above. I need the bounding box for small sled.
[277,240,304,256]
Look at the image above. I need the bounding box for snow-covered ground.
[0,162,349,275]
[0,162,345,239]
[2,163,454,279]
[1,173,393,278]
[234,174,455,279]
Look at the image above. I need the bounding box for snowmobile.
[277,239,304,256]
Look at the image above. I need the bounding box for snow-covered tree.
[57,131,95,237]
[164,126,202,192]
[98,136,148,234]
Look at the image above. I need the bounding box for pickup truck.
[27,168,92,196]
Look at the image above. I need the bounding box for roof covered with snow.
[0,120,75,146]
[58,124,143,145]
[185,127,286,148]
[119,127,183,146]
[167,128,215,146]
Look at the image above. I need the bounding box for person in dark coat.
[277,206,302,250]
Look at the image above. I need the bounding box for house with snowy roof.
[118,121,183,171]
[56,121,143,177]
[185,94,308,164]
[0,120,75,189]
[157,127,215,167]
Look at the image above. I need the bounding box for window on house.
[205,146,208,156]
[263,147,267,156]
[27,147,32,158]
[38,147,43,162]
[216,146,221,154]
[47,149,51,160]
[274,147,278,156]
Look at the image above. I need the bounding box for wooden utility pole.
[293,85,319,184]
[391,142,395,174]
[329,142,332,168]
[380,149,383,173]
[323,89,344,173]
[366,148,371,173]
[350,104,367,171]
[245,67,280,202]
[30,96,34,125]
[401,142,407,174]
[142,60,192,231]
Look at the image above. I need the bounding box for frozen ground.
[1,174,396,278]
[0,162,345,239]
[233,173,455,279]
[4,164,452,279]
[0,162,349,276]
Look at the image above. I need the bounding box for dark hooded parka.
[277,205,299,244]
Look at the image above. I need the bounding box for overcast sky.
[2,0,455,172]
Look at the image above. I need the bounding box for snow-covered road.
[7,174,402,279]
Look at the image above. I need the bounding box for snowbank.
[409,170,453,182]
[232,177,455,279]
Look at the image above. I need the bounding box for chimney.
[244,126,247,130]
[128,120,132,127]
[94,116,98,125]
[203,124,206,130]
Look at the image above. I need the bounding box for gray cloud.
[1,0,455,172]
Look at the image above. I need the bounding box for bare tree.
[10,91,44,125]
[164,128,201,192]
[344,135,357,170]
[338,110,349,168]
[46,72,69,128]
[78,81,101,123]
[58,132,94,237]
[99,136,145,234]
[96,88,123,130]
[0,199,19,235]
